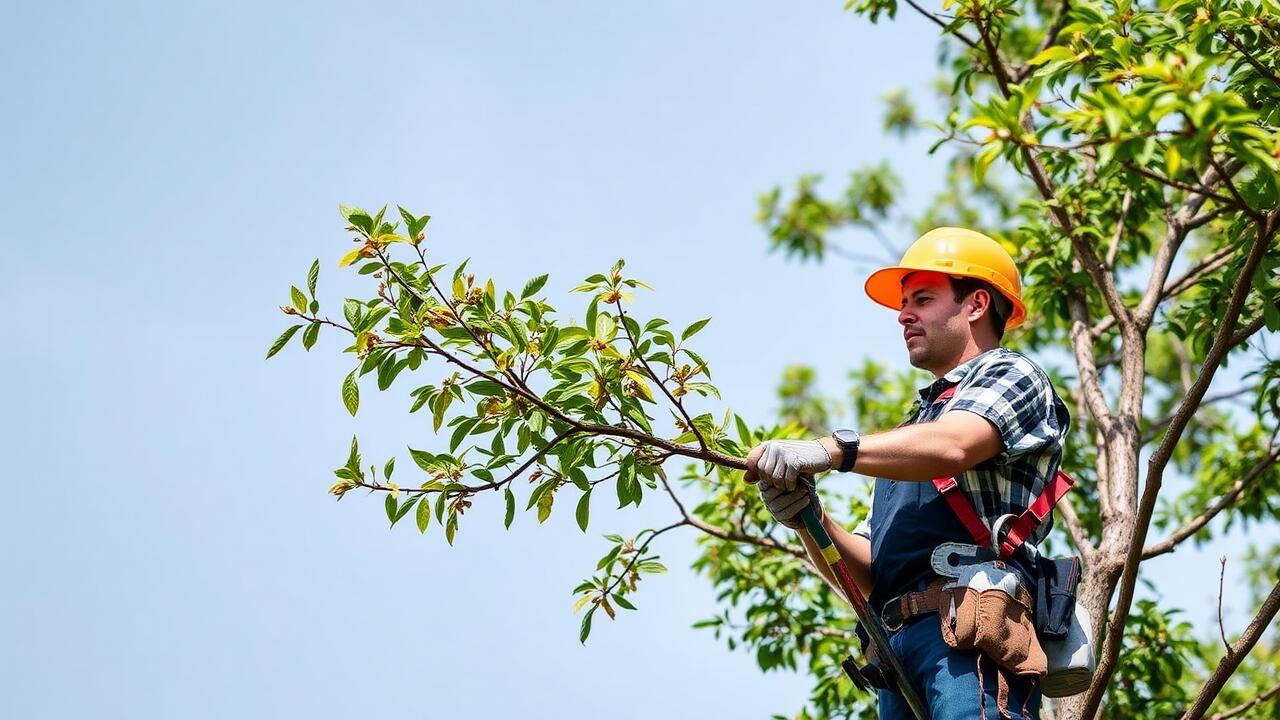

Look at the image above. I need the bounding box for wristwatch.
[831,429,861,473]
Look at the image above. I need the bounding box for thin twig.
[1179,578,1280,720]
[1206,680,1280,720]
[1220,30,1280,90]
[902,0,980,49]
[1106,189,1133,269]
[1217,556,1230,651]
[1121,161,1240,208]
[1142,386,1257,445]
[1142,447,1280,558]
[614,299,707,452]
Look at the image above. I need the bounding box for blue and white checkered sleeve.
[946,355,1064,463]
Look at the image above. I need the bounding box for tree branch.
[1142,447,1280,559]
[1179,577,1280,720]
[1217,556,1230,651]
[1141,386,1257,445]
[614,299,707,453]
[1206,680,1280,720]
[1106,188,1133,270]
[658,473,808,561]
[1120,161,1241,209]
[1230,301,1278,348]
[1082,212,1278,719]
[902,0,980,50]
[1093,245,1251,360]
[1058,492,1097,566]
[1220,30,1280,91]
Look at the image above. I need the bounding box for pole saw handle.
[798,499,931,720]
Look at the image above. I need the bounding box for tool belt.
[880,578,948,632]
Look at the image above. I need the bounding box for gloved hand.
[745,439,833,490]
[758,475,824,530]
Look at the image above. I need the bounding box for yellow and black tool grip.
[798,501,931,720]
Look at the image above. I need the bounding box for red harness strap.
[927,383,1076,557]
[933,471,1075,558]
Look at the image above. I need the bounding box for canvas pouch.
[939,561,1047,677]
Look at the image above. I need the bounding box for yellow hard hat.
[864,227,1026,329]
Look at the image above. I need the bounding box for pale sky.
[2,1,1264,718]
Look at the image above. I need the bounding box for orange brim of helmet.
[864,265,1027,329]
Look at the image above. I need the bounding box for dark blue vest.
[867,398,1036,612]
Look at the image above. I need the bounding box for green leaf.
[681,317,711,341]
[537,488,554,523]
[522,273,549,299]
[385,493,398,525]
[266,325,302,359]
[612,594,636,611]
[302,322,320,351]
[586,298,599,336]
[735,414,752,446]
[393,496,418,525]
[1028,45,1073,66]
[346,435,360,472]
[527,477,558,510]
[342,371,359,416]
[432,389,453,432]
[383,457,395,480]
[576,489,592,532]
[445,512,458,545]
[416,494,431,533]
[504,487,515,529]
[344,299,362,329]
[579,608,595,644]
[307,259,319,298]
[637,560,667,574]
[348,210,374,235]
[616,455,640,508]
[291,286,307,314]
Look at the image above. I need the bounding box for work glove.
[746,439,833,491]
[758,474,824,530]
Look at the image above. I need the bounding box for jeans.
[877,614,1042,720]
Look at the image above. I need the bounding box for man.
[745,227,1070,720]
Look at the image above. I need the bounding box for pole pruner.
[798,495,930,720]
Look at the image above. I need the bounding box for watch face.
[834,429,860,445]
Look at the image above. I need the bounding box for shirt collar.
[916,347,1004,401]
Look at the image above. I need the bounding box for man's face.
[898,271,971,374]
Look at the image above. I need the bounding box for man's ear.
[966,288,990,323]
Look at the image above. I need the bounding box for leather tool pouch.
[939,562,1047,677]
[1034,555,1081,640]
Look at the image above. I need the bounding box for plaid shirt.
[853,347,1071,548]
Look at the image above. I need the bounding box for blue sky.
[2,1,1263,718]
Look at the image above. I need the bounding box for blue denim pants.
[877,614,1042,720]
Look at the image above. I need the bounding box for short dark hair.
[947,276,1010,340]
